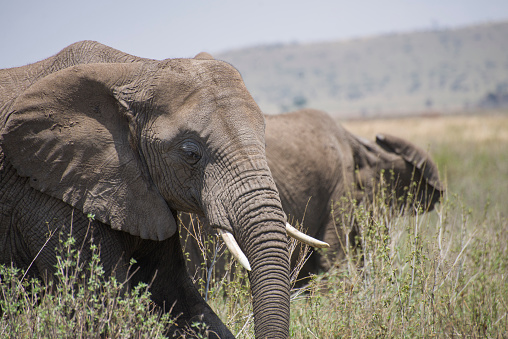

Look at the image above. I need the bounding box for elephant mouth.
[209,222,233,234]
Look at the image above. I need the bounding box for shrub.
[0,232,175,338]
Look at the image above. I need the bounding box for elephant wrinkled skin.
[182,108,444,285]
[0,41,291,338]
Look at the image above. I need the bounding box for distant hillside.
[216,21,508,118]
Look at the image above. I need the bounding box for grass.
[2,111,507,338]
[286,196,507,338]
[0,231,176,338]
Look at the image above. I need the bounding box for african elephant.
[0,41,322,338]
[181,108,444,285]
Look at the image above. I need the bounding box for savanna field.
[1,111,507,338]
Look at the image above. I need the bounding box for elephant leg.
[313,220,344,272]
[130,228,233,339]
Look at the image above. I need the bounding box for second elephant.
[181,108,444,284]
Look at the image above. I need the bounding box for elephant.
[0,41,322,338]
[180,108,444,286]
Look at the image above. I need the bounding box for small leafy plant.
[0,230,175,338]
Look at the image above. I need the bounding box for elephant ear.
[375,133,444,192]
[1,63,176,241]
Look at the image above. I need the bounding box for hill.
[216,21,508,118]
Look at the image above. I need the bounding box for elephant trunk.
[247,226,290,338]
[205,171,291,338]
[234,192,290,338]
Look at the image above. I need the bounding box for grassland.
[1,112,507,338]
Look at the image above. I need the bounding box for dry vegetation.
[1,112,507,338]
[342,111,508,145]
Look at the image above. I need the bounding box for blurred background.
[1,0,507,118]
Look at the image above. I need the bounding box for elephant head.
[1,59,290,337]
[354,131,444,213]
[375,133,444,211]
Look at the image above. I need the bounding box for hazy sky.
[1,0,507,68]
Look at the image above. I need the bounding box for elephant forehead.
[151,87,264,130]
[154,59,246,97]
[141,60,265,146]
[147,104,266,159]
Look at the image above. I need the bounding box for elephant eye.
[181,141,202,165]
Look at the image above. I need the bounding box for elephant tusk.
[217,229,252,271]
[286,223,330,248]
